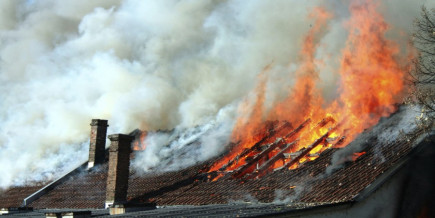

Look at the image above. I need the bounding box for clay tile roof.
[28,164,108,209]
[124,128,422,207]
[7,107,429,210]
[27,131,425,209]
[0,184,47,208]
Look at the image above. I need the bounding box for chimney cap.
[108,134,134,142]
[90,119,109,126]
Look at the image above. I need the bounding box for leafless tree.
[408,6,435,126]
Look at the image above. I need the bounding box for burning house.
[0,107,434,217]
[0,0,434,217]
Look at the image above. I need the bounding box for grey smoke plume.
[0,0,432,189]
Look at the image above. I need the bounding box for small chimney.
[88,119,109,168]
[105,134,134,209]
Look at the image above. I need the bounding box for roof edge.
[263,201,354,217]
[22,161,88,207]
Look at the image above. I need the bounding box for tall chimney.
[105,134,134,208]
[88,119,109,169]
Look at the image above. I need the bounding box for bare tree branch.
[408,6,435,125]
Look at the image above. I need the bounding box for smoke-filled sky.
[0,0,433,189]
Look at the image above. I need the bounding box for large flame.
[208,0,406,176]
[332,0,405,139]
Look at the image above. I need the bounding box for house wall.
[397,138,435,218]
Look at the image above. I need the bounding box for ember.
[352,152,367,161]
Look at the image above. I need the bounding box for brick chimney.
[105,134,134,209]
[88,119,108,169]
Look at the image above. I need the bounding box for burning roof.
[0,105,428,212]
[0,1,434,217]
[0,0,422,195]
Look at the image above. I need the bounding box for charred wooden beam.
[233,118,311,178]
[230,119,311,179]
[282,138,326,170]
[238,119,339,179]
[282,118,311,142]
[283,123,342,170]
[231,138,287,179]
[231,118,311,179]
[218,148,246,171]
[317,116,335,128]
[205,119,309,181]
[247,140,299,179]
[219,121,293,171]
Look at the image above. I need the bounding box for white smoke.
[228,194,259,204]
[325,105,425,175]
[273,187,304,205]
[0,0,431,189]
[131,104,236,172]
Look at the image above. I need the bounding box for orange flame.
[268,7,332,126]
[352,152,366,161]
[331,0,404,141]
[133,131,147,151]
[208,67,272,172]
[208,0,407,178]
